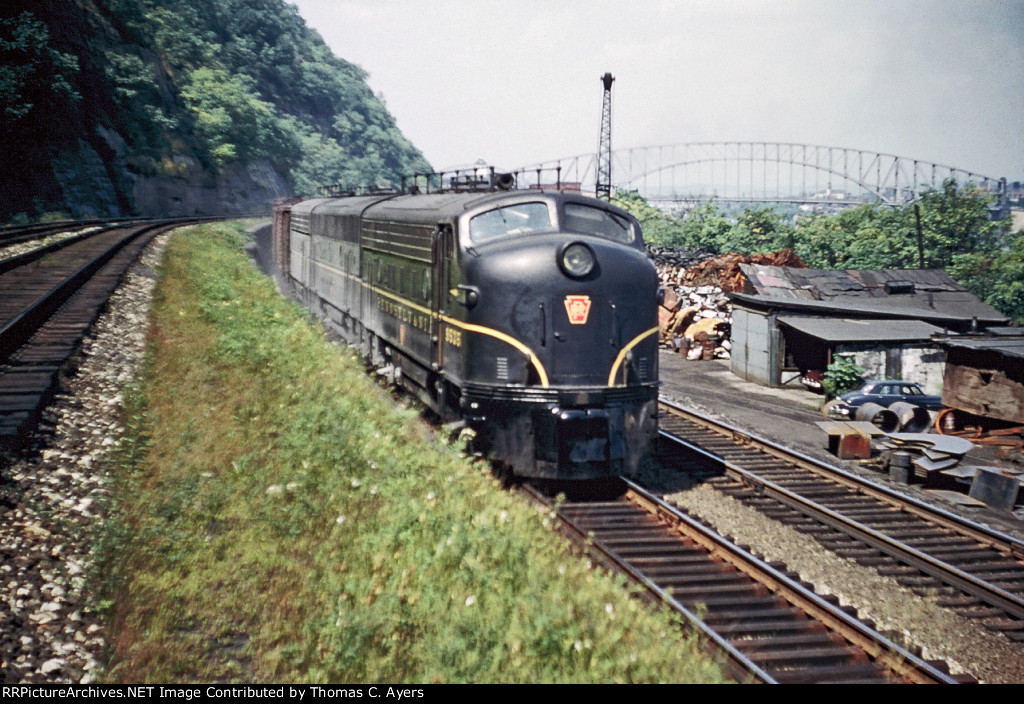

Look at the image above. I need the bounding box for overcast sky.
[289,0,1023,180]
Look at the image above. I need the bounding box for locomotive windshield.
[563,204,634,243]
[469,202,551,242]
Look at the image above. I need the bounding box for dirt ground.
[656,349,1024,536]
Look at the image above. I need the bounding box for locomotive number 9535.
[272,179,661,480]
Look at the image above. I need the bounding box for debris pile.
[683,248,806,290]
[648,248,807,361]
[877,433,975,474]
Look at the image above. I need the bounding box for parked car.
[826,379,945,419]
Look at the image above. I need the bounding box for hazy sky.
[289,0,1023,179]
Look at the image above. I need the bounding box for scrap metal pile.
[649,247,806,360]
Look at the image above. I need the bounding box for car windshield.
[563,203,635,243]
[469,202,550,242]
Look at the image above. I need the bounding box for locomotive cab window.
[563,204,634,244]
[469,202,551,243]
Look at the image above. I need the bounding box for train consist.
[271,175,661,479]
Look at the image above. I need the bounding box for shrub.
[822,355,865,399]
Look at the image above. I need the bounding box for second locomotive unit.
[274,177,660,479]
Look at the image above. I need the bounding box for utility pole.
[914,203,925,269]
[596,72,614,201]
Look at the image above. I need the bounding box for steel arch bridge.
[512,142,1007,213]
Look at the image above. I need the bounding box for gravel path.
[0,233,170,683]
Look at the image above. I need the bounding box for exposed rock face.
[48,133,291,218]
[130,158,291,217]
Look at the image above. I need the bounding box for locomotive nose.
[466,234,658,388]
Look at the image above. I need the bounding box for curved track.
[0,219,201,451]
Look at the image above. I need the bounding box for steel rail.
[527,480,959,683]
[0,224,123,274]
[659,400,1024,625]
[0,219,208,363]
[621,478,959,684]
[0,226,151,362]
[660,398,1024,556]
[524,482,775,683]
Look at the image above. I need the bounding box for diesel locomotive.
[271,176,661,479]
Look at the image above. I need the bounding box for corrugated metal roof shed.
[778,316,945,343]
[730,291,1008,326]
[735,265,1009,326]
[939,337,1024,360]
[743,265,964,298]
[987,326,1024,337]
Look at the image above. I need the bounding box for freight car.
[271,175,661,479]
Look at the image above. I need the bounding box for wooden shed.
[939,333,1024,424]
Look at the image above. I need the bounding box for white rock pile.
[647,247,732,360]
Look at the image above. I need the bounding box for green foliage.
[5,0,431,213]
[676,199,732,253]
[612,191,687,247]
[180,66,295,168]
[719,205,795,255]
[792,180,1006,271]
[624,183,1020,321]
[916,179,1003,265]
[822,356,865,399]
[126,0,432,188]
[948,227,1024,323]
[0,11,80,121]
[613,191,733,252]
[792,212,849,267]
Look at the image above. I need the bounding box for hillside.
[0,0,431,220]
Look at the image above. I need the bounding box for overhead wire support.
[596,72,614,201]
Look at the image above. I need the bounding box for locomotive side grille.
[291,214,310,235]
[496,356,509,380]
[362,219,432,262]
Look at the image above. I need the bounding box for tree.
[720,205,795,255]
[949,227,1024,323]
[793,212,850,268]
[677,199,731,253]
[612,191,688,246]
[916,178,1005,265]
[0,11,79,122]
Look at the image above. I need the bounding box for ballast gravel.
[0,233,171,684]
[664,481,1024,684]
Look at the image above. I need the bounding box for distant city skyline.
[289,0,1024,180]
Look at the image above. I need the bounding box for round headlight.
[560,242,595,278]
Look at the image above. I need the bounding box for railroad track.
[527,479,963,683]
[0,220,201,451]
[0,218,146,252]
[0,222,82,249]
[657,399,1024,642]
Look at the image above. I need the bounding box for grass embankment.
[99,222,729,683]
